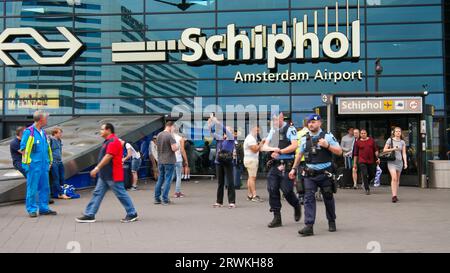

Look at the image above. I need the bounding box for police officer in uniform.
[262,112,301,228]
[289,114,342,236]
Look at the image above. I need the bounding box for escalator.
[0,115,164,203]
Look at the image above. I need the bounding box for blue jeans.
[13,161,27,178]
[50,161,65,197]
[25,161,50,214]
[155,163,175,203]
[173,162,182,193]
[84,178,137,217]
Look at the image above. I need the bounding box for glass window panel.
[291,7,363,27]
[75,64,144,81]
[6,16,73,30]
[75,98,144,114]
[74,81,144,97]
[426,93,444,110]
[292,96,324,112]
[292,0,360,8]
[75,14,145,32]
[146,0,214,13]
[75,31,145,51]
[6,1,74,17]
[146,64,215,80]
[146,97,195,114]
[366,58,443,76]
[75,0,143,14]
[5,82,73,99]
[218,96,290,112]
[146,80,215,96]
[366,0,441,7]
[218,11,289,27]
[367,6,442,23]
[146,13,214,30]
[5,98,72,115]
[367,24,443,41]
[367,76,444,92]
[5,66,73,83]
[218,0,288,10]
[367,41,443,58]
[291,77,366,94]
[218,80,289,95]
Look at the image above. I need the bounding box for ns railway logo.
[0,1,360,68]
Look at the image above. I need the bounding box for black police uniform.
[266,123,301,228]
[301,131,337,234]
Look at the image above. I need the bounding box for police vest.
[305,131,332,164]
[277,124,295,157]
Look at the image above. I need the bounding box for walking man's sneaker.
[40,210,57,216]
[29,212,38,218]
[154,200,161,205]
[328,221,337,232]
[75,215,96,223]
[298,225,314,237]
[120,214,139,223]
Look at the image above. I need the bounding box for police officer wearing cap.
[262,112,301,228]
[289,114,342,236]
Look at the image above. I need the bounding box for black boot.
[298,225,314,236]
[328,221,337,232]
[268,212,282,228]
[294,204,302,222]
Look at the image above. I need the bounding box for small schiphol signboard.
[338,97,423,115]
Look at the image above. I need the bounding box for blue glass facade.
[0,0,447,143]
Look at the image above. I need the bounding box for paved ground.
[0,179,449,253]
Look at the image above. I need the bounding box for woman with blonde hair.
[383,127,407,203]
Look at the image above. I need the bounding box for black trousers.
[358,163,376,190]
[267,165,299,213]
[216,163,235,204]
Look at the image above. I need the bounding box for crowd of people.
[340,126,408,202]
[9,110,412,236]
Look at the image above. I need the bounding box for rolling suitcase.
[337,167,353,188]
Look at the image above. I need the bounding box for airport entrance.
[317,93,431,187]
[336,115,421,186]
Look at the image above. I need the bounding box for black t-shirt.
[10,137,22,163]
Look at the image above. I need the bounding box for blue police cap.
[306,114,321,123]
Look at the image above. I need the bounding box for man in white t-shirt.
[148,136,159,181]
[244,125,264,202]
[122,140,142,191]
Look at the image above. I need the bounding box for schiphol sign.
[0,1,363,85]
[338,97,424,115]
[112,0,363,84]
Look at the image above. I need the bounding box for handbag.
[217,141,233,164]
[379,138,396,162]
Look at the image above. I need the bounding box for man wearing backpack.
[20,110,57,218]
[122,140,142,191]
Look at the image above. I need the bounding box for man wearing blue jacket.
[20,110,57,218]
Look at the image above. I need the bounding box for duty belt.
[303,167,333,177]
[273,159,294,169]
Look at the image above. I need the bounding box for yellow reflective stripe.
[48,140,53,162]
[22,135,34,164]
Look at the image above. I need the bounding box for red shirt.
[98,134,124,182]
[353,137,378,164]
